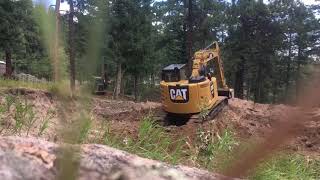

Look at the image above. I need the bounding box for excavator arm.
[191,41,229,90]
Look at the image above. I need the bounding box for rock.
[0,136,235,180]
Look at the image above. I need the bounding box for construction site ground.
[93,96,320,157]
[1,88,319,157]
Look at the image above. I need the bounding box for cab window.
[162,71,179,82]
[162,67,187,82]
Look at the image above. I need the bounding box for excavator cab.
[161,64,187,82]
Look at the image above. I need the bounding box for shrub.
[38,109,54,137]
[195,127,238,170]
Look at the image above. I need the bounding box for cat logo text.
[169,86,189,103]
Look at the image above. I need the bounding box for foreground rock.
[0,136,234,180]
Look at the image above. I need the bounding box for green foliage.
[0,96,7,127]
[38,109,54,137]
[102,116,185,164]
[77,116,92,144]
[136,84,160,102]
[223,0,320,103]
[4,95,16,112]
[0,78,54,91]
[0,0,33,52]
[99,117,239,169]
[0,103,5,114]
[0,0,51,78]
[1,95,32,135]
[252,154,320,180]
[198,98,210,121]
[25,103,36,135]
[195,127,238,170]
[101,121,127,148]
[13,99,35,134]
[133,116,183,163]
[38,117,50,137]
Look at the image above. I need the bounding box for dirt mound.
[0,136,235,180]
[154,98,320,156]
[226,98,289,137]
[213,98,320,155]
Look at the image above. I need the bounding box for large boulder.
[0,136,235,180]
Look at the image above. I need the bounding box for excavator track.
[189,97,228,123]
[153,97,228,126]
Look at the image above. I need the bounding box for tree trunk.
[133,74,138,101]
[254,62,262,103]
[272,78,278,104]
[295,47,302,102]
[113,63,122,99]
[103,63,107,86]
[247,79,251,100]
[234,58,245,99]
[5,50,12,78]
[151,73,155,87]
[54,0,60,82]
[221,25,225,43]
[121,75,125,96]
[68,0,76,94]
[186,0,193,76]
[285,32,293,96]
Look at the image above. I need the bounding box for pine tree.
[0,0,34,77]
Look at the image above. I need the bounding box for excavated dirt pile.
[201,98,320,155]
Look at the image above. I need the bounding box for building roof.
[162,64,186,71]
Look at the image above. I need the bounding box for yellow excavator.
[160,41,233,120]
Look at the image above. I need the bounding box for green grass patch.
[99,118,241,168]
[102,116,186,164]
[0,94,54,136]
[0,78,54,91]
[77,115,92,144]
[194,128,239,171]
[251,154,320,180]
